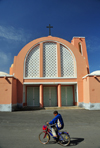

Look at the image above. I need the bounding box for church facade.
[0,35,100,111]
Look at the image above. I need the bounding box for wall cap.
[82,74,100,79]
[0,75,16,78]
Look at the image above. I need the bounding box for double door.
[27,86,73,107]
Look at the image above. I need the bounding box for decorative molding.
[23,82,77,85]
[24,77,77,79]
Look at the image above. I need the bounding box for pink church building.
[0,35,100,111]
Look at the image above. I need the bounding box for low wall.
[82,76,100,110]
[0,77,12,112]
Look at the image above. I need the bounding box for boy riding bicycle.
[47,111,64,141]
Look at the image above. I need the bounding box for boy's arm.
[49,115,58,125]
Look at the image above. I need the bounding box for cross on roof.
[46,24,53,35]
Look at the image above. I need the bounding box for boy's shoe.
[54,136,59,143]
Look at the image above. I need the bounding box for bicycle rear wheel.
[39,131,50,144]
[59,132,70,146]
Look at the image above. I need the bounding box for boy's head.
[53,111,58,116]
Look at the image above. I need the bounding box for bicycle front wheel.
[59,132,70,146]
[39,131,50,144]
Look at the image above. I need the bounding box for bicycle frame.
[42,126,69,141]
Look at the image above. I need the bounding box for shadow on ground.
[13,106,44,112]
[47,137,84,146]
[69,137,84,146]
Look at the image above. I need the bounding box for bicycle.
[39,123,70,146]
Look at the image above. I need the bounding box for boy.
[47,111,64,140]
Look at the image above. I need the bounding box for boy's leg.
[51,128,59,142]
[51,127,57,137]
[56,129,59,142]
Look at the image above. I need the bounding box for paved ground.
[0,109,100,148]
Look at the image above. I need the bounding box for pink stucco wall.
[89,76,100,103]
[0,77,17,105]
[0,77,12,104]
[83,77,90,103]
[12,78,17,105]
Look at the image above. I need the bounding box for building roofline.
[71,37,85,41]
[0,75,16,79]
[73,36,85,38]
[82,74,100,79]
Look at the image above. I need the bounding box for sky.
[0,0,100,74]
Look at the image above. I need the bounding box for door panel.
[67,86,73,106]
[27,87,33,106]
[27,87,39,106]
[51,87,57,106]
[61,86,73,106]
[43,87,57,107]
[33,87,39,106]
[61,86,67,106]
[43,87,50,107]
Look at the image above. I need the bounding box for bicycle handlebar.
[45,122,56,126]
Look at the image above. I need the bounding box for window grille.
[60,45,75,77]
[43,42,57,77]
[25,45,40,77]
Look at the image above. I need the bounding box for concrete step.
[44,106,84,110]
[13,106,84,111]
